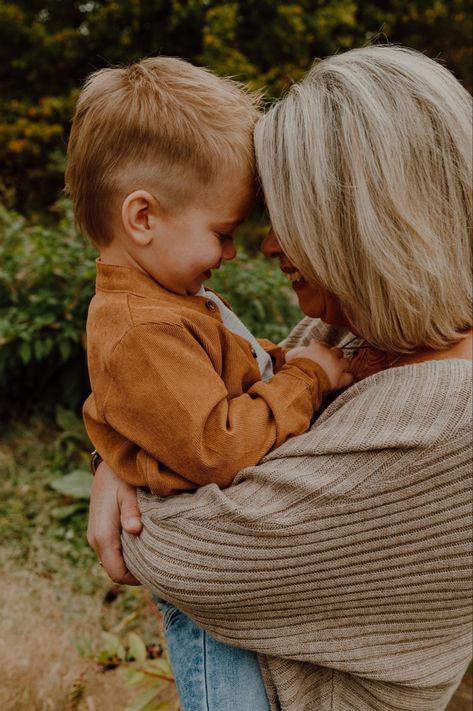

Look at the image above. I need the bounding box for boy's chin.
[186,283,205,296]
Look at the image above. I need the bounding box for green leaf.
[142,658,173,676]
[33,340,44,359]
[128,632,147,662]
[55,405,82,432]
[59,339,72,361]
[50,501,85,519]
[101,631,126,661]
[154,702,174,711]
[126,669,146,687]
[124,687,159,711]
[18,340,31,364]
[50,469,93,499]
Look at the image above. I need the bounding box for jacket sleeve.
[95,322,328,493]
[256,337,289,373]
[83,394,198,495]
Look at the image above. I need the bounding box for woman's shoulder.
[332,359,471,438]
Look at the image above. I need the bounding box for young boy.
[66,57,351,496]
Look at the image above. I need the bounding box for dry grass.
[0,567,136,711]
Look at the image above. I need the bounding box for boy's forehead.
[186,171,253,221]
[215,171,254,202]
[214,177,255,218]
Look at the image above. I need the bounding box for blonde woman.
[88,46,472,710]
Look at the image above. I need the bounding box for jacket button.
[205,301,217,312]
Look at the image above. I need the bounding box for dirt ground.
[0,569,136,710]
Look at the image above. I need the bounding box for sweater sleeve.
[97,322,328,493]
[122,363,473,685]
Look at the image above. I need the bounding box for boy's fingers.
[340,372,354,388]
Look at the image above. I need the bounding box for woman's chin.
[293,281,347,326]
[293,281,326,318]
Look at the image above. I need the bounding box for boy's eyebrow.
[216,218,244,227]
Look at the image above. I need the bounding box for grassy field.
[0,416,471,710]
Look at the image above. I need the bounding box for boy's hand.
[286,339,353,392]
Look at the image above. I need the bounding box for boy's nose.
[261,228,281,258]
[222,240,237,260]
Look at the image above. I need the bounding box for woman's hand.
[87,460,143,585]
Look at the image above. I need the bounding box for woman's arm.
[118,364,472,683]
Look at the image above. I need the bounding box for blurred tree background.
[0,0,472,417]
[1,0,471,216]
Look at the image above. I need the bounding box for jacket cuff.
[283,358,331,403]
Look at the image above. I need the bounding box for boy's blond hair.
[255,46,473,352]
[66,57,260,246]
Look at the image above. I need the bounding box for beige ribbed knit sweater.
[123,318,473,711]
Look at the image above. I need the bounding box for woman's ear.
[121,190,159,246]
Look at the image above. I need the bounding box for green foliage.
[0,413,99,592]
[50,468,93,499]
[85,629,179,711]
[0,199,96,416]
[0,1,471,213]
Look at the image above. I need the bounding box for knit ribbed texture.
[122,319,473,711]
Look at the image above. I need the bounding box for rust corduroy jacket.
[83,262,329,495]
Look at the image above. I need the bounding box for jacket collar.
[95,260,227,311]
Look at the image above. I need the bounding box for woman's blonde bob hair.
[255,46,472,352]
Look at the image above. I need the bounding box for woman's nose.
[261,228,281,258]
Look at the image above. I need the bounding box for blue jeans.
[154,597,270,711]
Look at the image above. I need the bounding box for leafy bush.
[0,201,300,418]
[0,199,96,416]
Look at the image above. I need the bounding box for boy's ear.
[121,190,160,246]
